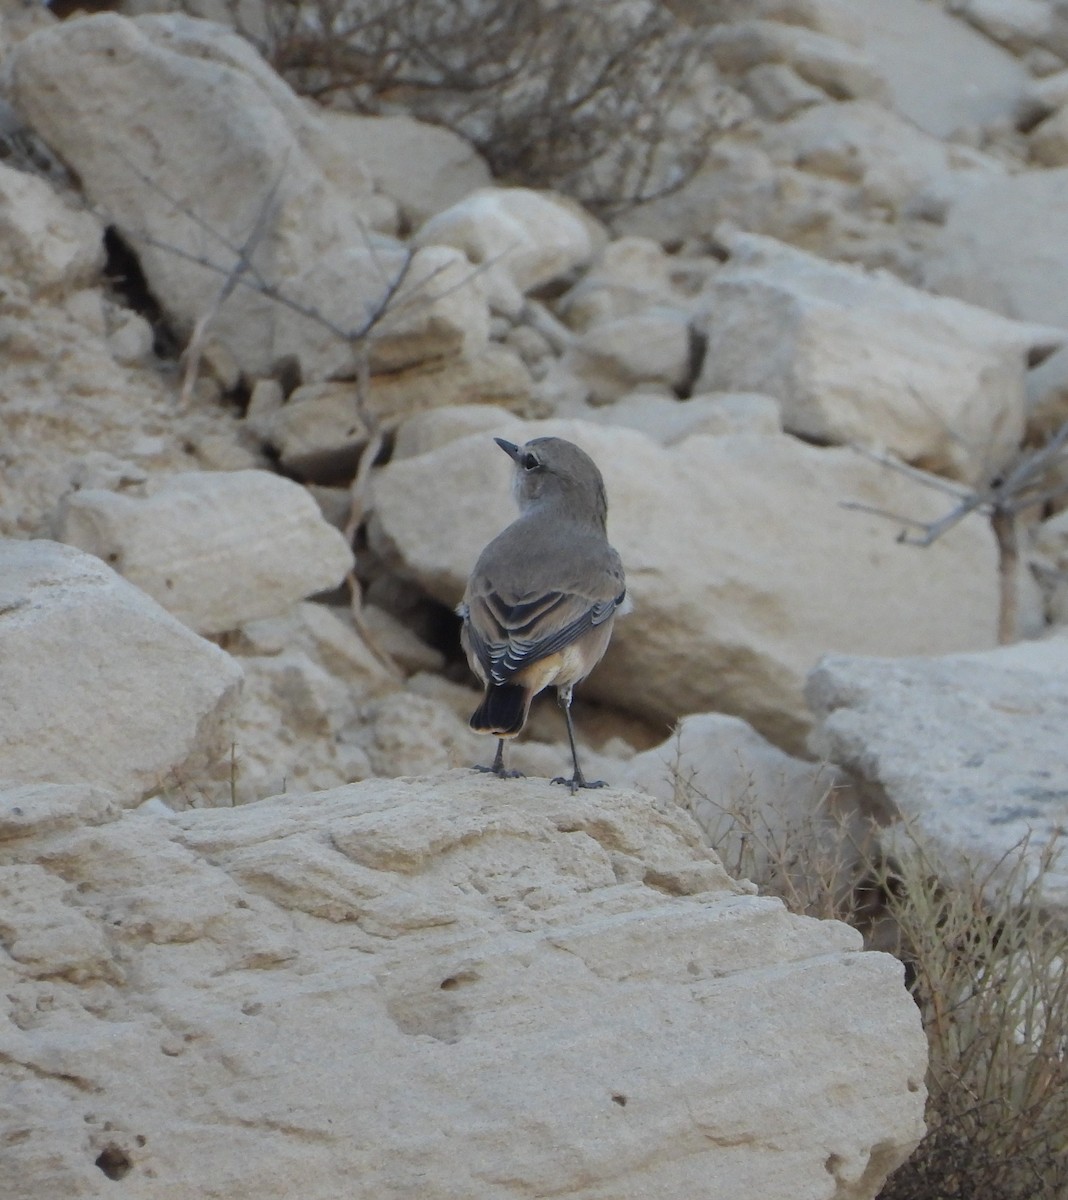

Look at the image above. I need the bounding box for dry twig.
[842,426,1068,642]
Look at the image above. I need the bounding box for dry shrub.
[670,763,1068,1199]
[204,0,748,216]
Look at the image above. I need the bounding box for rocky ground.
[2,0,1068,1196]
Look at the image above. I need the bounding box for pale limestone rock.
[55,470,354,635]
[364,243,491,374]
[0,539,242,802]
[957,0,1055,56]
[697,232,1062,481]
[6,13,406,380]
[369,420,1000,750]
[257,345,529,481]
[531,357,591,414]
[106,312,155,365]
[0,771,927,1198]
[807,635,1068,916]
[414,187,602,316]
[923,169,1068,329]
[253,382,370,481]
[1026,344,1068,435]
[274,240,491,380]
[558,236,686,331]
[233,651,373,799]
[1016,68,1068,126]
[672,0,865,44]
[0,161,103,292]
[578,391,783,444]
[320,111,492,227]
[62,287,108,336]
[246,377,285,423]
[360,604,445,675]
[365,344,533,427]
[740,61,828,118]
[706,19,889,101]
[847,0,1030,137]
[764,100,1002,216]
[0,178,260,544]
[0,782,123,841]
[1025,45,1068,75]
[1029,103,1068,163]
[1032,508,1068,623]
[561,308,694,405]
[355,692,481,777]
[220,602,397,803]
[502,322,555,374]
[391,404,521,460]
[621,712,856,887]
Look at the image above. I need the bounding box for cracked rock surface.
[1,773,926,1200]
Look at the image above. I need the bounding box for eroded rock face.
[848,0,1030,138]
[696,232,1062,482]
[0,772,927,1199]
[0,161,103,293]
[0,539,242,803]
[6,12,474,381]
[807,635,1068,915]
[923,169,1068,331]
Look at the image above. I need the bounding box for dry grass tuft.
[670,761,1068,1198]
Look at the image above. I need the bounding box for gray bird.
[458,435,627,791]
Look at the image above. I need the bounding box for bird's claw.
[474,763,524,780]
[551,774,607,793]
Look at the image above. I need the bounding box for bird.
[458,435,627,791]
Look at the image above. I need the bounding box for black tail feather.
[470,684,529,736]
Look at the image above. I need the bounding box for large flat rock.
[922,169,1068,333]
[0,771,926,1199]
[807,634,1068,913]
[848,0,1029,137]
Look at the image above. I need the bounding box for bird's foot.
[552,774,608,794]
[474,763,524,780]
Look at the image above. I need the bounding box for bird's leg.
[474,737,524,780]
[552,686,607,793]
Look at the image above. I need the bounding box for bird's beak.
[494,438,521,462]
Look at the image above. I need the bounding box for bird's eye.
[522,453,539,471]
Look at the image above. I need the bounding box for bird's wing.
[464,557,626,686]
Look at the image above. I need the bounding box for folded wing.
[465,584,625,686]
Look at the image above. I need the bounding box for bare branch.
[177,160,288,407]
[848,443,973,500]
[838,500,935,532]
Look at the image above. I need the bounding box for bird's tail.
[470,683,529,737]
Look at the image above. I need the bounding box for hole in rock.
[50,0,121,17]
[439,970,478,990]
[103,227,180,359]
[95,1144,132,1181]
[611,1093,627,1107]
